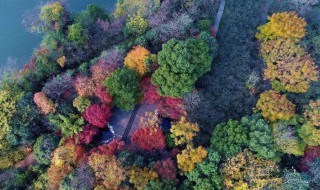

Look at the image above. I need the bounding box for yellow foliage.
[304,99,320,127]
[177,145,207,173]
[256,90,296,122]
[264,55,319,93]
[124,46,150,76]
[40,2,64,22]
[222,149,282,190]
[57,56,66,68]
[256,11,307,40]
[89,154,126,189]
[170,116,199,146]
[0,148,27,171]
[51,144,77,167]
[129,167,158,190]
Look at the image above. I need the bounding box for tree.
[95,86,113,104]
[124,46,150,76]
[144,180,175,190]
[90,59,117,86]
[88,154,126,189]
[73,74,96,97]
[72,96,91,113]
[104,68,141,111]
[40,2,65,30]
[90,139,125,156]
[256,11,307,41]
[222,149,282,190]
[300,146,320,171]
[42,73,74,102]
[264,55,318,93]
[49,113,85,137]
[82,104,112,128]
[211,119,248,157]
[280,169,310,190]
[304,99,320,127]
[170,116,199,146]
[129,167,158,190]
[153,158,177,181]
[256,90,296,122]
[198,32,219,58]
[67,23,87,45]
[260,38,306,65]
[34,134,60,165]
[140,76,161,104]
[131,127,166,151]
[124,13,149,36]
[307,158,320,189]
[272,121,306,156]
[33,92,57,115]
[185,148,222,190]
[157,97,186,120]
[177,146,207,173]
[298,122,320,146]
[241,114,279,160]
[152,38,212,97]
[73,124,99,145]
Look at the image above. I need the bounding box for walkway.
[213,0,226,34]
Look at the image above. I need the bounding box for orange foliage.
[170,116,199,146]
[124,46,150,76]
[129,167,158,190]
[33,92,56,114]
[57,56,66,68]
[74,74,96,97]
[256,90,296,122]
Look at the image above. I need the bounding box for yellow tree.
[177,145,207,173]
[88,153,126,189]
[256,11,307,41]
[222,149,282,190]
[256,90,296,122]
[124,46,150,76]
[264,55,319,93]
[129,167,158,190]
[170,116,199,146]
[304,99,320,127]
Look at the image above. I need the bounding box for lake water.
[0,0,117,72]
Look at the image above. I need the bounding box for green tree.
[34,134,60,165]
[280,169,310,190]
[104,68,141,111]
[124,13,149,36]
[211,119,248,158]
[241,114,280,160]
[67,23,87,45]
[298,122,320,146]
[49,113,85,137]
[152,38,212,97]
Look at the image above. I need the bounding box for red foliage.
[140,77,161,104]
[157,97,186,120]
[211,27,216,38]
[72,124,99,145]
[131,127,166,151]
[82,104,112,128]
[90,139,125,156]
[300,146,320,171]
[153,158,177,180]
[170,148,182,159]
[91,59,116,86]
[95,86,112,104]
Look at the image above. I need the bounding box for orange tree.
[256,90,296,122]
[177,145,207,174]
[124,46,150,76]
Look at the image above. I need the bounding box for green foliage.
[298,122,320,146]
[241,114,279,160]
[49,113,85,137]
[72,96,91,113]
[198,19,211,32]
[144,180,175,190]
[2,166,41,190]
[0,148,26,171]
[124,13,149,36]
[280,169,310,190]
[104,68,141,111]
[67,23,87,45]
[152,38,212,97]
[31,172,49,190]
[34,134,60,165]
[198,32,219,58]
[211,119,248,158]
[185,148,222,190]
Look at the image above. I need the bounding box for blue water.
[0,0,117,71]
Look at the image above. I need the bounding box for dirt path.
[14,153,35,168]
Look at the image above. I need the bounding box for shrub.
[104,68,141,111]
[82,104,112,128]
[256,90,296,122]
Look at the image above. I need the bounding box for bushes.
[104,68,141,111]
[152,38,212,97]
[34,134,60,165]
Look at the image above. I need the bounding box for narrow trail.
[213,0,226,35]
[122,105,140,142]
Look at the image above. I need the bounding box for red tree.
[300,146,320,171]
[95,86,112,104]
[82,104,112,128]
[157,97,186,120]
[90,139,125,156]
[140,76,161,104]
[131,127,166,151]
[153,158,177,180]
[72,124,99,145]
